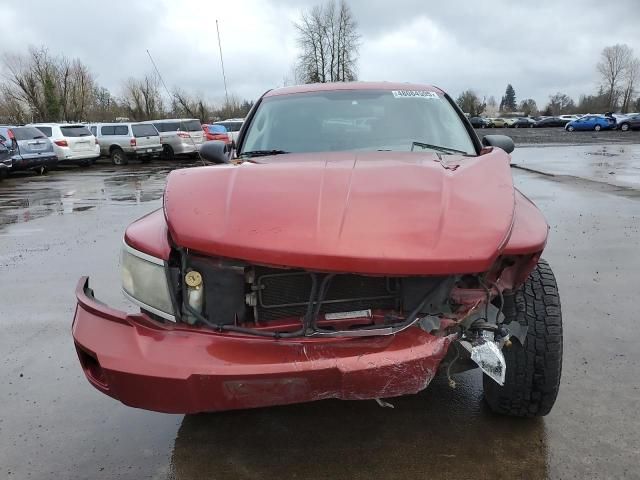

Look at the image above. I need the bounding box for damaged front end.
[126,242,536,382]
[72,234,538,413]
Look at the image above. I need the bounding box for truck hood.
[164,150,515,275]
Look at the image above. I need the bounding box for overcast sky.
[1,0,639,108]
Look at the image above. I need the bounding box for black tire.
[567,125,574,132]
[594,124,602,131]
[111,148,128,166]
[162,145,175,161]
[36,166,48,175]
[620,123,630,132]
[0,169,8,181]
[483,259,563,417]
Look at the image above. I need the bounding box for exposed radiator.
[254,267,401,322]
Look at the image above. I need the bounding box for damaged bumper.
[72,277,452,414]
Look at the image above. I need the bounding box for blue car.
[565,115,615,132]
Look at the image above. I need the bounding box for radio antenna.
[216,20,230,106]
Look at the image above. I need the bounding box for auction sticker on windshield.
[392,90,439,99]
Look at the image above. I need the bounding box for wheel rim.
[595,125,601,131]
[113,151,124,165]
[568,126,574,131]
[622,124,629,131]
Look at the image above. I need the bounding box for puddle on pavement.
[0,162,191,230]
[167,373,548,480]
[512,144,640,190]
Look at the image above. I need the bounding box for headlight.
[121,243,175,321]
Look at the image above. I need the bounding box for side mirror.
[200,140,231,164]
[482,135,515,154]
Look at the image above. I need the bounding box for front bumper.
[72,277,451,414]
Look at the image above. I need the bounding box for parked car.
[617,113,640,131]
[212,118,244,142]
[486,117,508,128]
[73,81,562,418]
[152,118,205,160]
[469,116,488,128]
[533,117,569,128]
[0,125,58,176]
[565,115,615,132]
[88,123,163,165]
[503,118,518,128]
[558,115,579,122]
[0,141,10,180]
[511,117,536,128]
[202,124,231,143]
[30,123,99,166]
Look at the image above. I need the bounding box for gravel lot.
[1,135,639,479]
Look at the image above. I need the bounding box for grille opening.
[252,267,401,323]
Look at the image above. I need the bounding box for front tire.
[567,125,574,132]
[620,123,630,132]
[483,259,563,417]
[594,124,602,131]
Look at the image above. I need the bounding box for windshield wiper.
[411,141,468,155]
[240,149,290,158]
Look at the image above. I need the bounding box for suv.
[152,119,204,160]
[30,123,99,166]
[0,125,58,176]
[89,123,162,165]
[212,118,244,142]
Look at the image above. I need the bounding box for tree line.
[0,46,254,125]
[456,44,640,117]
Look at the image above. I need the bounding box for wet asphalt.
[1,140,639,479]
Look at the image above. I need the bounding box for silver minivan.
[152,118,204,160]
[89,123,163,166]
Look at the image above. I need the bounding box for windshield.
[35,126,53,137]
[132,124,159,137]
[60,125,92,137]
[181,120,202,132]
[13,127,47,141]
[242,90,476,156]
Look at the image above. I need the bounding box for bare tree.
[597,44,633,110]
[171,89,212,120]
[0,85,27,123]
[546,93,575,115]
[1,46,99,122]
[455,90,486,117]
[621,58,639,113]
[121,75,164,120]
[294,0,360,84]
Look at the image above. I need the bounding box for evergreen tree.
[503,84,517,112]
[43,72,60,121]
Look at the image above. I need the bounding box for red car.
[202,123,231,143]
[73,82,562,416]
